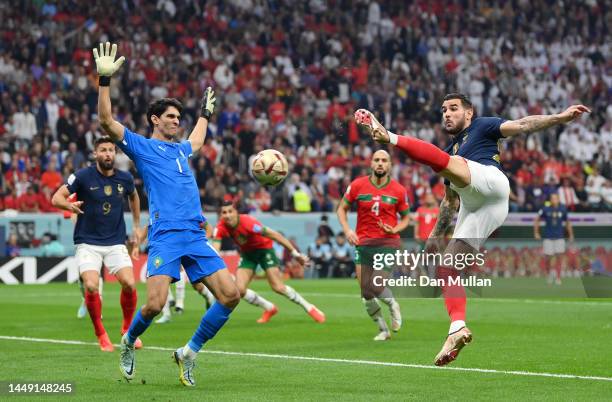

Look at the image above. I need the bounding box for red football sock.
[438,267,467,322]
[120,288,138,333]
[85,291,106,337]
[395,135,450,172]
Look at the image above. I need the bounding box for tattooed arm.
[429,185,459,239]
[500,104,590,138]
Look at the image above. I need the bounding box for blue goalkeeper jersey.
[117,127,205,235]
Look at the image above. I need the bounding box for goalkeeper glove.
[200,87,216,120]
[92,42,125,85]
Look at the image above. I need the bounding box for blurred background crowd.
[0,0,610,214]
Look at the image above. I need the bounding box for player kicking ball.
[94,42,240,387]
[337,150,410,340]
[52,137,142,352]
[355,94,589,365]
[213,202,326,324]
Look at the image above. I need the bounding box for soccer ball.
[250,149,289,186]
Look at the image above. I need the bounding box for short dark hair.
[94,136,114,149]
[221,200,236,209]
[146,98,183,130]
[443,93,473,109]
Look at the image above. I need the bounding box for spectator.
[39,233,66,256]
[317,215,334,244]
[331,233,353,278]
[40,158,63,191]
[6,233,20,257]
[307,235,332,278]
[17,184,40,212]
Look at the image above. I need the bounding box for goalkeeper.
[93,42,240,387]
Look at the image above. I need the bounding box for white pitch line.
[271,291,612,306]
[1,335,611,383]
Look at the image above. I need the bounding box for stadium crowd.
[0,0,610,215]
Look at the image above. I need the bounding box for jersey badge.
[104,185,113,196]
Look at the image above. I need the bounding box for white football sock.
[449,320,466,335]
[282,285,313,311]
[160,299,171,319]
[182,344,197,360]
[377,287,396,307]
[243,288,274,310]
[363,298,389,333]
[199,285,216,305]
[175,272,186,309]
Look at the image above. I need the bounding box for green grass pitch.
[0,280,611,401]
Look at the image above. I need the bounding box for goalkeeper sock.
[85,291,106,337]
[126,309,152,345]
[187,302,232,354]
[390,133,450,172]
[243,288,274,311]
[363,298,389,333]
[282,285,313,311]
[120,288,137,333]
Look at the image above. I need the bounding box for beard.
[374,170,387,179]
[98,159,114,171]
[443,117,466,135]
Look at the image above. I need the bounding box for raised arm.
[499,105,591,138]
[188,87,216,154]
[93,42,126,142]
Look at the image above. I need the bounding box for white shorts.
[543,239,566,256]
[76,243,133,275]
[450,160,510,250]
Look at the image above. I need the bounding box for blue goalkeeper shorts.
[147,228,226,283]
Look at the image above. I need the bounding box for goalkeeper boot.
[434,327,472,366]
[173,347,196,387]
[119,334,136,380]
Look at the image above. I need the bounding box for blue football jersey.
[117,127,204,234]
[538,205,568,239]
[444,117,506,169]
[66,165,135,246]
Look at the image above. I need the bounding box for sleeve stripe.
[342,196,351,205]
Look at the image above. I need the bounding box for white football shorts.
[543,239,566,256]
[76,243,133,275]
[450,159,510,250]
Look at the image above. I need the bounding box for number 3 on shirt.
[371,201,379,216]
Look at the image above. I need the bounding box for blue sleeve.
[125,173,135,195]
[117,127,148,160]
[476,117,505,141]
[179,140,194,159]
[66,170,83,194]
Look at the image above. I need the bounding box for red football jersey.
[415,206,439,241]
[343,176,409,244]
[213,214,273,252]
